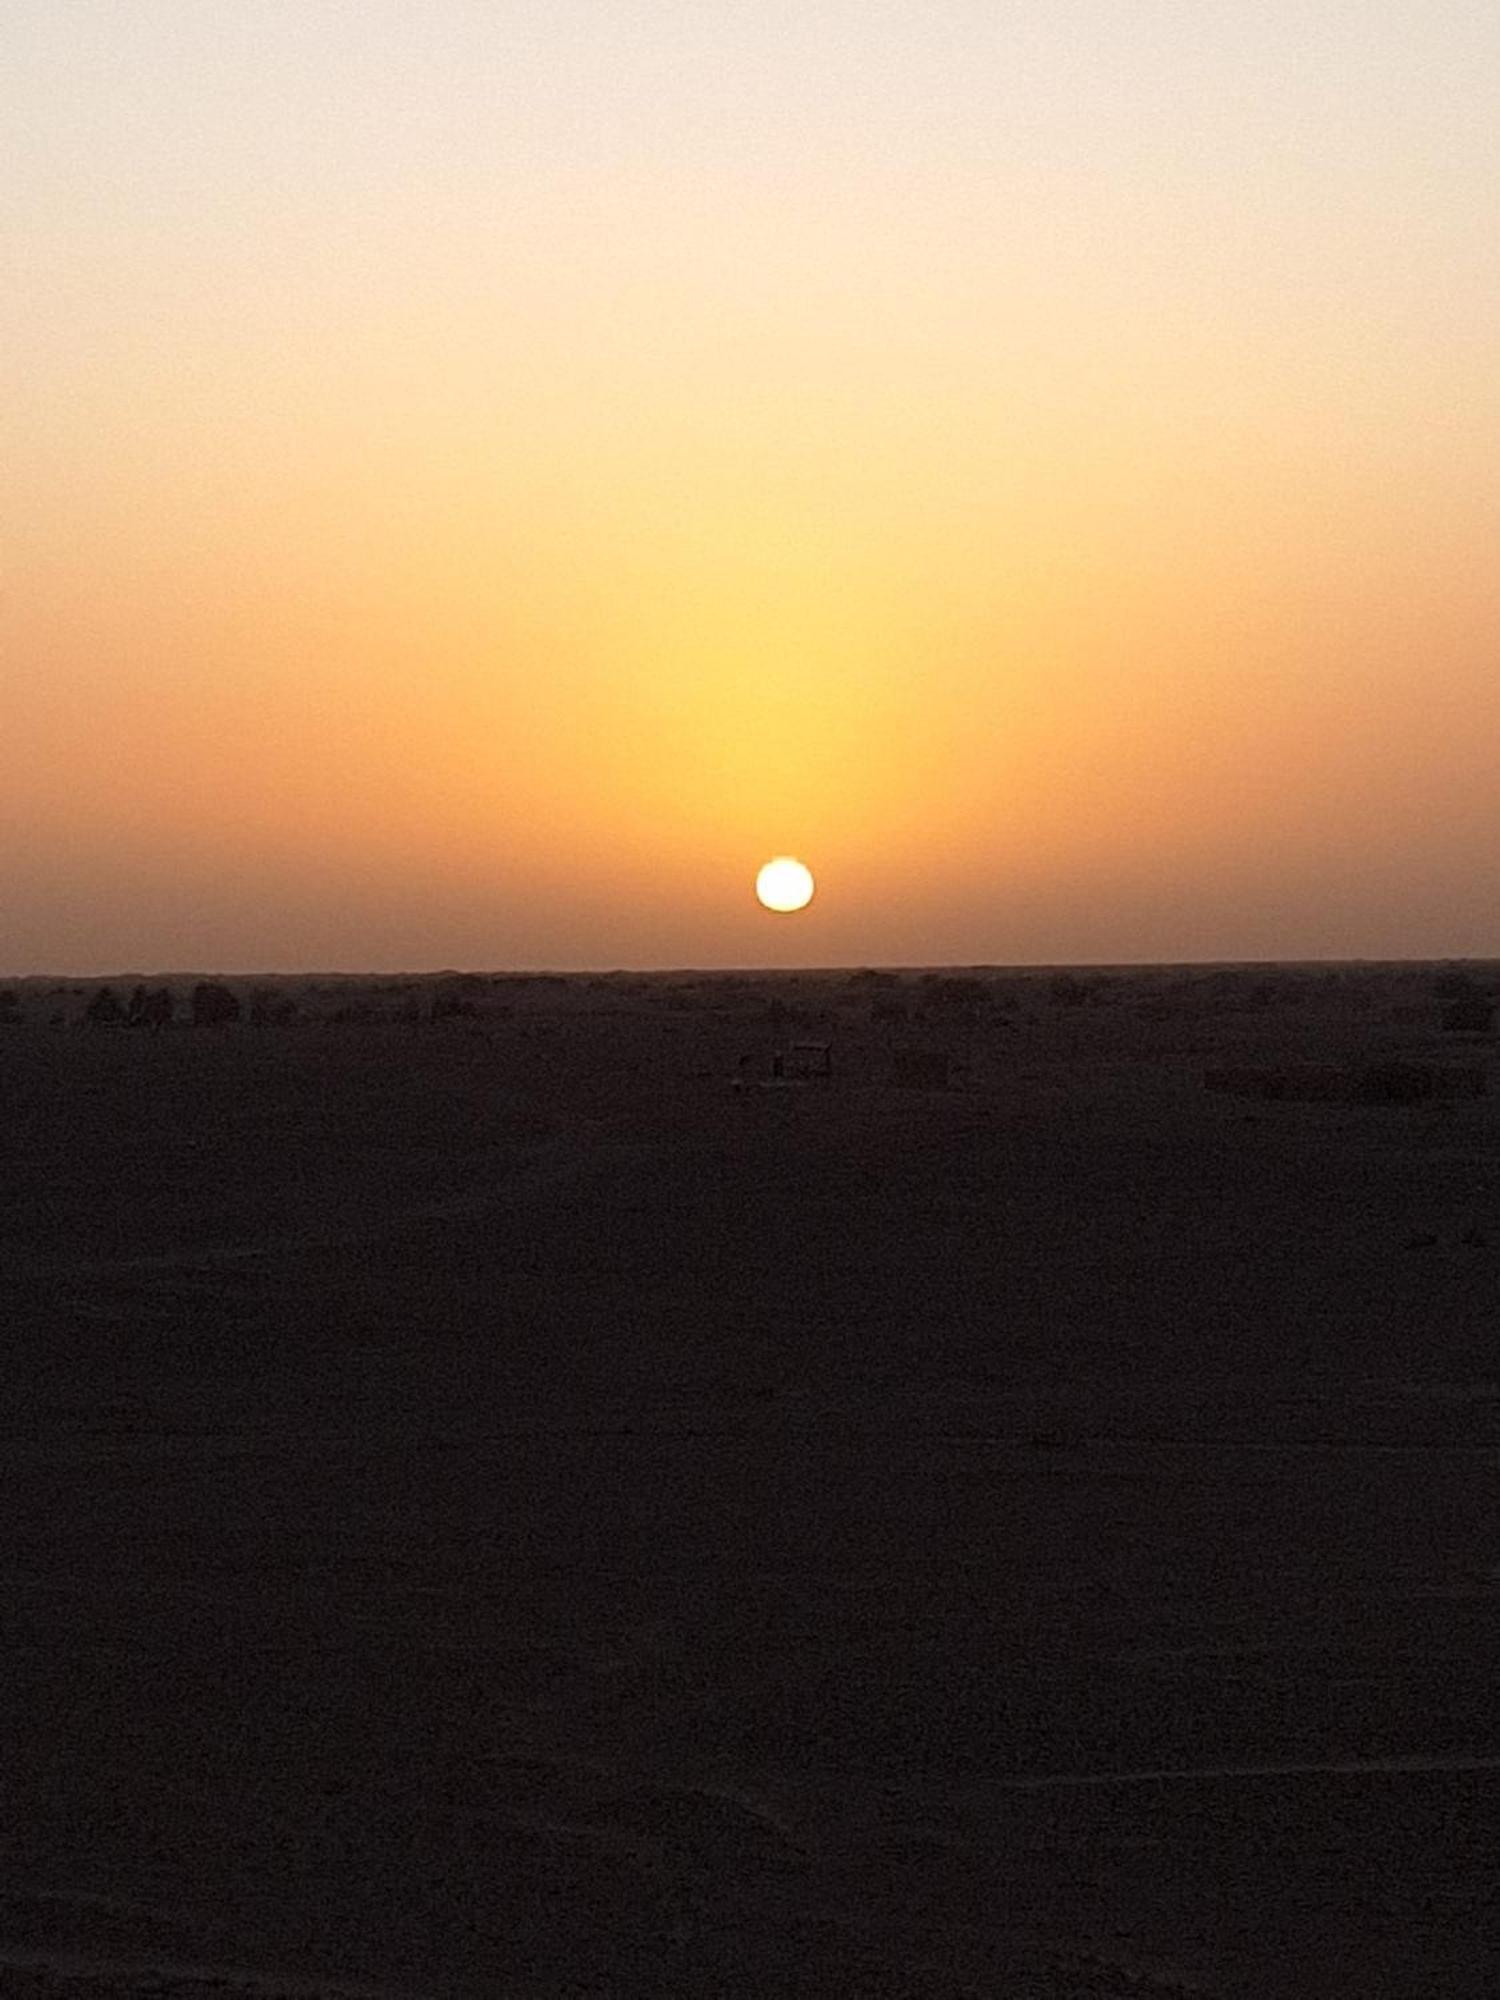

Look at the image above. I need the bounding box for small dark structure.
[1377,1061,1484,1101]
[1206,1061,1486,1104]
[785,1041,832,1081]
[191,981,241,1027]
[733,1042,833,1089]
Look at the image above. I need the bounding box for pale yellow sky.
[6,2,1499,969]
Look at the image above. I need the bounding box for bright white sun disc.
[756,856,815,914]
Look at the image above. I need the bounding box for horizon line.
[7,954,1497,985]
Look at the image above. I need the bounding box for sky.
[6,1,1499,971]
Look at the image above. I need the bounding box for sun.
[755,856,815,914]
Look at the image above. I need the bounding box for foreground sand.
[3,967,1498,1995]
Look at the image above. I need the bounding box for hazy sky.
[7,2,1498,970]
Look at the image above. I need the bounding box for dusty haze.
[7,3,1500,972]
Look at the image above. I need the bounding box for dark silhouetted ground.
[2,964,1498,1996]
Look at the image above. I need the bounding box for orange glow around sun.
[5,6,1499,970]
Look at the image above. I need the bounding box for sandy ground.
[2,967,1498,1996]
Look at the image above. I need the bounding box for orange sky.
[7,2,1499,970]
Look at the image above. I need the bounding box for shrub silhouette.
[85,986,125,1025]
[1433,969,1479,1002]
[1047,973,1094,1007]
[249,988,297,1026]
[924,974,989,1009]
[431,982,477,1020]
[191,981,241,1027]
[126,984,174,1029]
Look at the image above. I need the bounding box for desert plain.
[2,962,1498,1997]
